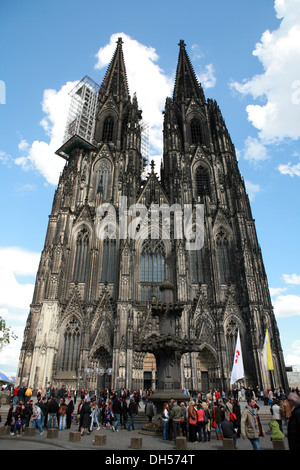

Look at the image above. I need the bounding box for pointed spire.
[173,40,206,104]
[99,37,130,102]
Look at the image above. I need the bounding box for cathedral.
[16,39,288,393]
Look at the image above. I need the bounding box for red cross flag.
[230,330,244,385]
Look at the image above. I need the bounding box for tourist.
[161,402,170,440]
[25,386,33,403]
[180,402,188,438]
[221,415,238,449]
[281,395,291,428]
[187,400,197,443]
[58,399,68,430]
[47,397,59,428]
[145,399,155,423]
[32,402,44,435]
[231,399,241,437]
[112,394,122,431]
[80,398,91,435]
[196,402,208,442]
[271,399,283,432]
[269,416,284,442]
[287,392,300,450]
[212,401,224,440]
[90,401,100,431]
[127,399,136,431]
[202,400,211,441]
[170,400,183,442]
[241,398,265,450]
[66,397,74,429]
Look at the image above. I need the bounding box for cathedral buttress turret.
[93,37,143,205]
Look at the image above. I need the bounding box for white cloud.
[15,81,76,185]
[0,150,13,166]
[285,340,300,368]
[191,44,205,60]
[278,160,300,176]
[95,32,173,160]
[0,247,39,311]
[269,287,288,296]
[243,136,269,163]
[231,0,300,143]
[197,63,216,89]
[273,294,300,318]
[245,179,261,201]
[0,248,39,372]
[283,273,300,284]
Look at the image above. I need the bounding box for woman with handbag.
[187,400,197,442]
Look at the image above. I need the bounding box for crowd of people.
[1,384,299,450]
[2,385,144,437]
[159,386,300,450]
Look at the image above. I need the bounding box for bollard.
[94,434,107,446]
[69,431,81,442]
[24,427,36,437]
[47,428,59,438]
[223,438,235,450]
[0,426,10,436]
[175,436,187,450]
[272,439,285,450]
[131,436,142,449]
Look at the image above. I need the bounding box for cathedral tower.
[16,39,288,393]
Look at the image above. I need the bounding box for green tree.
[0,316,17,352]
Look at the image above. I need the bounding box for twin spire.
[99,37,206,104]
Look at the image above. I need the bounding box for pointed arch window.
[95,160,111,200]
[101,238,117,283]
[196,165,210,200]
[61,317,81,372]
[191,118,202,145]
[216,231,231,284]
[140,239,165,301]
[225,319,239,367]
[190,249,205,283]
[73,227,90,282]
[102,116,114,142]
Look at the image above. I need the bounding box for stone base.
[272,439,285,450]
[94,434,107,446]
[69,431,81,442]
[0,426,10,435]
[175,436,187,450]
[151,389,190,415]
[47,429,59,438]
[223,438,235,450]
[131,436,143,449]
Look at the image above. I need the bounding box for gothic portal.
[16,39,288,392]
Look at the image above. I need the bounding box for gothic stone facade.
[16,39,288,392]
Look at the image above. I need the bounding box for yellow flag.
[263,329,274,371]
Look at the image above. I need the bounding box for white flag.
[230,330,244,385]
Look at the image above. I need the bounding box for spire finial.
[178,40,186,48]
[117,37,124,46]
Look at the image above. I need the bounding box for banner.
[230,330,244,385]
[263,328,274,371]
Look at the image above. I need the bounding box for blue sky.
[1,0,300,377]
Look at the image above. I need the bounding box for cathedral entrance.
[143,353,156,391]
[88,346,112,391]
[196,346,218,393]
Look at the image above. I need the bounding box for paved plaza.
[0,401,289,452]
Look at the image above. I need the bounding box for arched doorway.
[143,353,156,391]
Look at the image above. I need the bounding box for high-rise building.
[16,38,288,393]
